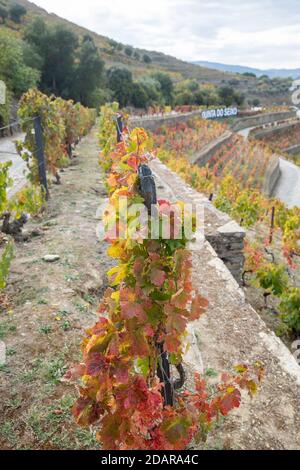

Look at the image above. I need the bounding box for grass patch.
[0,320,16,340]
[38,325,53,335]
[43,354,68,385]
[0,420,17,447]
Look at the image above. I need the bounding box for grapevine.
[16,89,96,185]
[150,115,300,335]
[68,104,263,450]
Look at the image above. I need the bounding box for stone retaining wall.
[231,110,296,132]
[190,130,233,166]
[150,158,246,283]
[129,110,202,132]
[251,120,300,141]
[263,154,281,197]
[284,143,300,155]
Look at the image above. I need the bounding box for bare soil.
[0,128,112,450]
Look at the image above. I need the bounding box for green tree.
[9,3,26,23]
[25,19,78,96]
[0,30,40,96]
[25,18,108,102]
[143,54,151,64]
[107,67,133,107]
[187,79,199,92]
[131,82,148,108]
[124,46,133,57]
[0,88,11,131]
[174,79,204,106]
[152,72,173,105]
[218,86,244,107]
[22,42,44,71]
[234,92,245,106]
[218,86,235,106]
[45,25,78,95]
[243,72,256,78]
[90,87,113,107]
[175,91,194,106]
[138,77,160,104]
[194,91,204,105]
[71,37,104,106]
[0,4,8,21]
[108,38,118,50]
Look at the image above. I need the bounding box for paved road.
[237,126,300,208]
[237,126,258,139]
[273,158,300,208]
[0,133,27,197]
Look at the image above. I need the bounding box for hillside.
[0,0,251,86]
[0,0,293,107]
[193,60,300,80]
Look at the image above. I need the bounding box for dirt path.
[0,127,111,450]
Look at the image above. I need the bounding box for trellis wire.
[0,116,37,133]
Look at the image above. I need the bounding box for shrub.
[143,54,152,64]
[9,3,26,23]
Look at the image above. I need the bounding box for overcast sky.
[33,0,300,69]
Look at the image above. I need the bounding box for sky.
[32,0,300,69]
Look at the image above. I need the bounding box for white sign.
[201,107,238,120]
[0,80,6,105]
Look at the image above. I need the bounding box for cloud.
[33,0,300,68]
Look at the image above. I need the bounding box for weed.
[0,321,16,340]
[61,321,71,331]
[75,302,88,314]
[6,348,17,356]
[38,325,52,335]
[43,355,67,385]
[205,368,218,378]
[0,420,17,447]
[83,293,96,304]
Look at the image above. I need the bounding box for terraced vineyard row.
[150,114,300,339]
[152,118,228,157]
[211,135,274,190]
[257,125,300,152]
[152,118,274,191]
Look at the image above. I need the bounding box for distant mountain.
[192,61,300,79]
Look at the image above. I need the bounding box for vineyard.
[0,97,266,450]
[68,104,263,450]
[152,118,228,158]
[0,90,96,294]
[256,124,300,154]
[1,96,300,451]
[1,0,300,456]
[150,116,300,341]
[152,118,274,191]
[209,136,274,191]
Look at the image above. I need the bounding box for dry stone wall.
[231,110,296,132]
[150,158,246,284]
